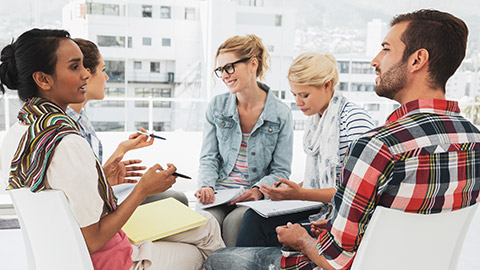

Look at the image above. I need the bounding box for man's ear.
[32,71,53,91]
[409,48,429,73]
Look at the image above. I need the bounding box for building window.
[290,102,300,111]
[105,60,125,81]
[162,38,171,47]
[105,87,125,97]
[185,7,195,20]
[142,37,152,46]
[275,14,282,26]
[89,100,125,108]
[338,61,350,73]
[87,3,120,16]
[150,62,160,73]
[97,35,125,47]
[351,61,374,74]
[351,83,375,92]
[135,121,171,131]
[134,88,172,108]
[142,5,152,17]
[235,0,264,7]
[128,37,132,48]
[267,45,274,52]
[339,82,348,91]
[134,61,142,70]
[92,121,124,132]
[272,90,285,99]
[160,6,171,19]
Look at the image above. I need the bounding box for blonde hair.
[288,52,339,89]
[215,34,270,81]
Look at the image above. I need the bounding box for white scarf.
[303,90,346,190]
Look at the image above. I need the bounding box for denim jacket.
[198,82,293,189]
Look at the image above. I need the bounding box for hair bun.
[0,44,19,90]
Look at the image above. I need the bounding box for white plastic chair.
[8,188,93,270]
[351,204,479,270]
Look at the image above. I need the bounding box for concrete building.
[62,0,296,132]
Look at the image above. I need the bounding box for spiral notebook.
[122,197,206,244]
[237,200,324,218]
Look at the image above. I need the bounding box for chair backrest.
[8,188,94,270]
[351,204,479,270]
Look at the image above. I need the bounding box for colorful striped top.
[216,133,251,190]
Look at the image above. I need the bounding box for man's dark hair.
[391,9,468,91]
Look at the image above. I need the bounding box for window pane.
[105,60,125,81]
[351,61,374,74]
[105,87,125,97]
[142,37,152,46]
[142,5,152,18]
[160,6,171,19]
[134,61,142,70]
[275,14,282,26]
[97,35,125,47]
[185,7,195,20]
[338,61,350,73]
[87,3,120,16]
[92,121,124,132]
[150,62,160,73]
[162,38,171,46]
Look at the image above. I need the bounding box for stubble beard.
[375,60,407,100]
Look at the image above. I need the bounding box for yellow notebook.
[122,197,207,243]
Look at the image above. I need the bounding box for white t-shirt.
[0,122,104,227]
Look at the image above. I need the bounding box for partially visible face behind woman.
[46,39,90,110]
[289,81,332,116]
[85,54,109,101]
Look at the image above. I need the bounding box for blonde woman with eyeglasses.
[195,34,294,246]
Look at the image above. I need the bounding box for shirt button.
[221,122,225,127]
[252,168,257,172]
[268,128,273,133]
[251,152,256,156]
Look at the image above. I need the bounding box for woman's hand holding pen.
[195,187,215,204]
[136,163,177,198]
[120,128,155,152]
[260,178,302,201]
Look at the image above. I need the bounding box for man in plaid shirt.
[275,9,480,270]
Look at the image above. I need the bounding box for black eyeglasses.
[214,57,251,78]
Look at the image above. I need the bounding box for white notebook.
[195,187,245,210]
[237,200,324,218]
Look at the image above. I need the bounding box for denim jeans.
[204,247,282,270]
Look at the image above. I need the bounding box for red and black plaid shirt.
[282,99,480,270]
